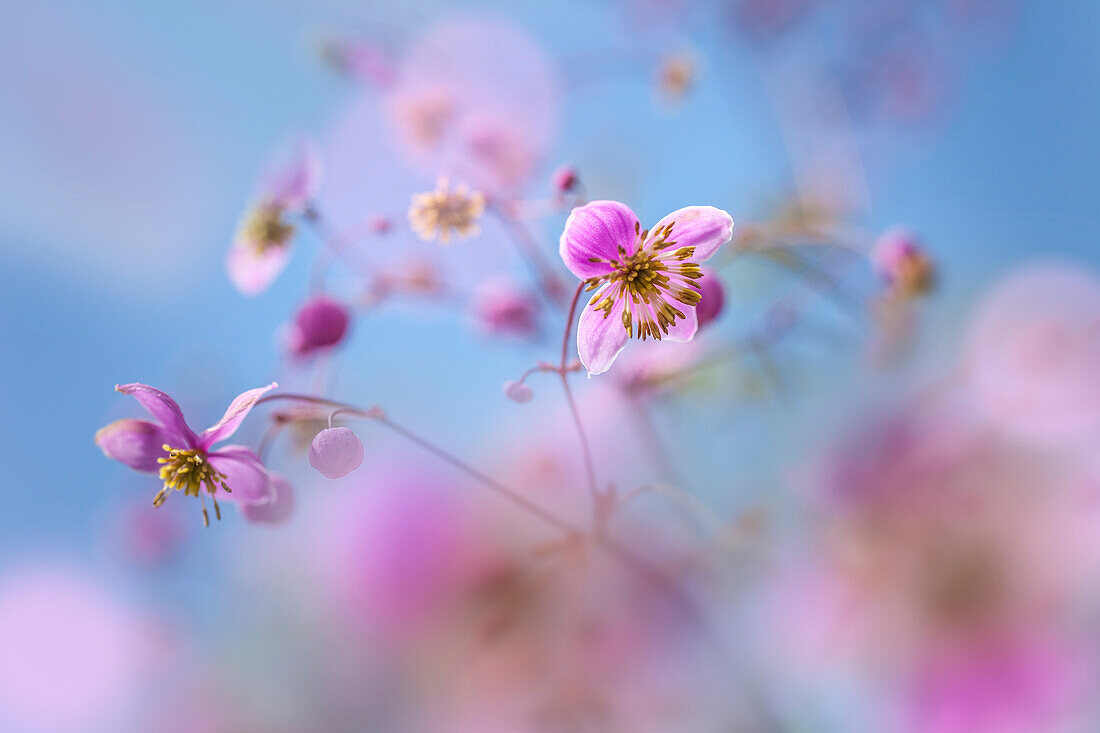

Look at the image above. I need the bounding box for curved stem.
[560,283,600,514]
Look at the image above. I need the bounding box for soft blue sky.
[1,0,1097,563]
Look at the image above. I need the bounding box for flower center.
[241,204,295,254]
[156,445,231,526]
[408,179,486,244]
[585,221,704,341]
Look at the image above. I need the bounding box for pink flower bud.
[367,214,392,234]
[471,278,540,339]
[872,228,934,296]
[696,267,726,328]
[308,427,364,479]
[552,165,579,194]
[503,381,533,403]
[287,296,351,358]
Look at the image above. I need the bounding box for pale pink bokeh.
[384,19,562,194]
[964,262,1100,448]
[0,566,152,730]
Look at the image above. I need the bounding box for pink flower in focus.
[471,277,540,339]
[559,201,734,375]
[285,295,351,358]
[96,382,277,525]
[964,262,1100,447]
[227,138,322,295]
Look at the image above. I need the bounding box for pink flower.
[95,382,277,525]
[470,277,540,339]
[964,262,1100,447]
[285,295,351,358]
[559,201,734,375]
[227,139,322,295]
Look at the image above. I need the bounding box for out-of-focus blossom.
[901,639,1088,733]
[110,499,189,568]
[551,165,579,195]
[964,262,1100,447]
[657,53,695,101]
[559,200,734,375]
[227,139,322,295]
[503,380,534,403]
[96,382,277,524]
[0,566,151,730]
[872,227,935,297]
[732,0,815,43]
[471,277,540,339]
[319,36,397,87]
[695,266,726,328]
[285,295,351,358]
[240,472,295,525]
[308,427,365,479]
[408,177,486,243]
[384,20,561,193]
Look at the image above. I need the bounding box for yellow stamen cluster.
[240,203,296,254]
[156,445,231,527]
[658,54,694,100]
[585,220,704,341]
[408,178,486,244]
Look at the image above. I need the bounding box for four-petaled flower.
[559,201,734,375]
[96,383,278,526]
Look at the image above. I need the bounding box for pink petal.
[199,382,277,449]
[650,205,734,262]
[260,138,323,212]
[114,383,197,448]
[308,427,365,479]
[240,473,295,525]
[559,201,640,279]
[207,446,272,504]
[664,305,699,342]
[577,287,630,376]
[226,240,292,296]
[94,419,170,473]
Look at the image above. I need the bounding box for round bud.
[308,427,364,479]
[503,381,533,403]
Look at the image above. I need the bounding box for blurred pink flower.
[285,295,351,358]
[384,20,562,193]
[471,277,540,339]
[964,262,1100,447]
[96,382,276,523]
[227,138,322,295]
[559,201,734,374]
[695,266,726,328]
[110,499,190,568]
[0,566,151,730]
[902,639,1087,733]
[240,472,295,525]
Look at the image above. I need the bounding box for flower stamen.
[156,444,231,525]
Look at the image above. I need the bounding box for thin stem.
[254,394,579,536]
[559,283,600,512]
